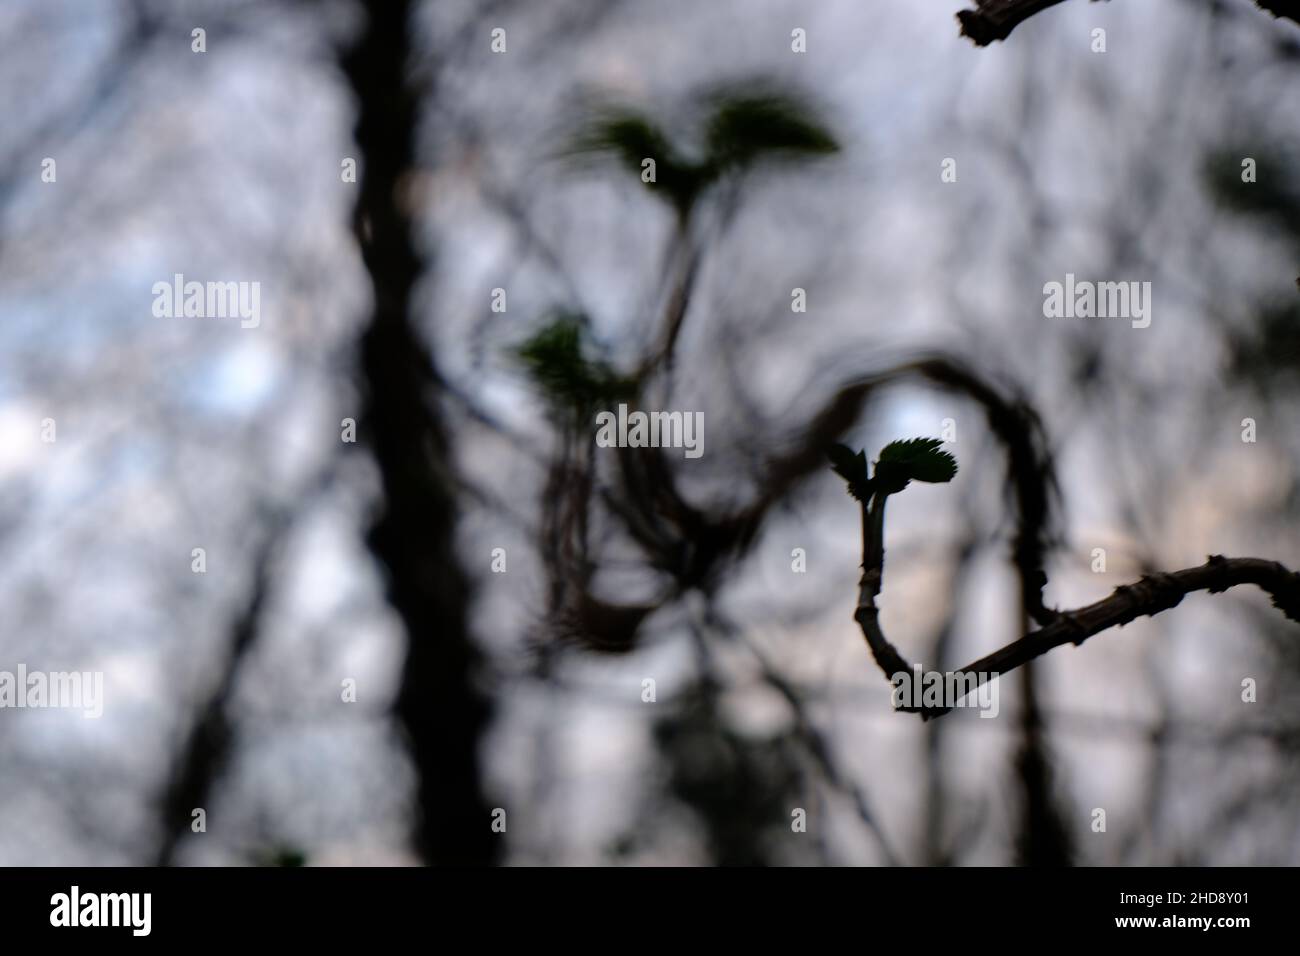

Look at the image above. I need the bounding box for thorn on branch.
[1056,610,1088,646]
[1205,553,1231,593]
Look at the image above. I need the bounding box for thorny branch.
[851,466,1300,719]
[956,0,1074,46]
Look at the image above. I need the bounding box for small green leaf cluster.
[515,313,635,414]
[828,437,958,500]
[569,86,838,218]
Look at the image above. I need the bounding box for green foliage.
[568,85,838,217]
[877,437,958,487]
[703,91,839,173]
[829,437,958,500]
[571,110,677,176]
[827,443,872,501]
[514,313,634,414]
[569,109,707,216]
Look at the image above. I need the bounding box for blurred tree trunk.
[1012,663,1074,866]
[340,0,498,865]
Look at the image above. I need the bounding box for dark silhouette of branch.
[957,0,1073,45]
[0,1,160,258]
[526,86,842,653]
[715,616,902,865]
[154,513,281,866]
[955,556,1300,665]
[638,233,704,381]
[1012,673,1075,865]
[957,0,1299,46]
[155,463,337,866]
[850,449,1300,719]
[340,0,498,865]
[1258,0,1300,29]
[540,349,1059,657]
[754,354,1059,624]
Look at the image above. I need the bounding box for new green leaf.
[514,313,633,414]
[873,437,958,494]
[703,91,839,173]
[827,443,872,501]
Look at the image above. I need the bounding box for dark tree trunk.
[340,0,498,865]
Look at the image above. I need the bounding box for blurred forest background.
[1,0,1298,865]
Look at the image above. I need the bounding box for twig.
[851,454,1300,721]
[1256,0,1300,29]
[154,461,339,865]
[957,0,1300,47]
[956,0,1073,46]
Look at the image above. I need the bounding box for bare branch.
[851,486,1300,718]
[956,0,1074,46]
[155,462,339,865]
[1257,0,1300,29]
[957,0,1300,47]
[955,555,1300,675]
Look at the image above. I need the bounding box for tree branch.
[154,461,338,865]
[757,354,1059,624]
[851,456,1300,720]
[957,0,1073,46]
[957,0,1300,47]
[1257,0,1300,29]
[954,555,1300,676]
